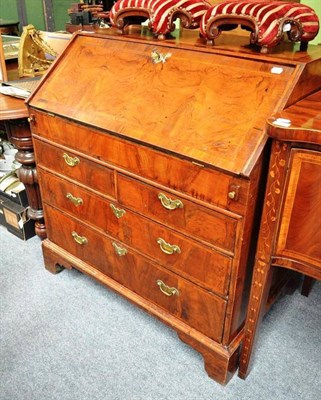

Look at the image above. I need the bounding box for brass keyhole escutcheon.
[151,49,171,64]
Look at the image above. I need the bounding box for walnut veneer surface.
[27,29,321,384]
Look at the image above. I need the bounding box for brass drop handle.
[63,152,80,167]
[158,193,183,210]
[66,192,83,207]
[156,279,179,297]
[157,238,181,255]
[71,231,88,245]
[110,203,126,219]
[112,242,127,257]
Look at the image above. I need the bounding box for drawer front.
[30,110,249,214]
[33,138,115,198]
[117,174,239,253]
[44,204,227,342]
[39,170,232,297]
[38,168,118,233]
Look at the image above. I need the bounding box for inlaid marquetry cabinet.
[27,30,321,384]
[239,90,321,379]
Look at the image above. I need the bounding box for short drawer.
[39,170,232,297]
[30,109,249,214]
[33,138,115,198]
[117,174,239,253]
[44,204,227,343]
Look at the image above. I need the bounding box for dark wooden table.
[0,93,45,238]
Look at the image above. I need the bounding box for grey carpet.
[1,225,320,400]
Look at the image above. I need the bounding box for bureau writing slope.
[27,31,321,384]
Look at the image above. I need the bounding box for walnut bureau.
[27,31,321,384]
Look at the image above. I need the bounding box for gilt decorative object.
[18,24,58,77]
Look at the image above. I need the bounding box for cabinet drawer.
[44,205,227,342]
[117,174,239,253]
[30,110,248,214]
[33,138,115,198]
[39,170,232,297]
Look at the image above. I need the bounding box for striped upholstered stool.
[200,1,319,53]
[109,0,211,39]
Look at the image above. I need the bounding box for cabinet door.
[275,149,321,273]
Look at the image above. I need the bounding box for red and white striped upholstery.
[152,0,211,34]
[110,0,211,38]
[109,0,153,28]
[200,1,319,51]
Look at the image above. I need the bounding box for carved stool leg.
[299,42,308,51]
[5,119,46,239]
[260,46,270,54]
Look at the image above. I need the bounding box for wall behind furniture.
[26,0,46,31]
[52,0,73,31]
[305,0,321,44]
[0,0,71,32]
[0,1,19,22]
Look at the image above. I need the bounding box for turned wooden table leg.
[5,118,46,239]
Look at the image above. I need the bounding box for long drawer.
[30,110,249,214]
[44,204,227,342]
[38,169,232,296]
